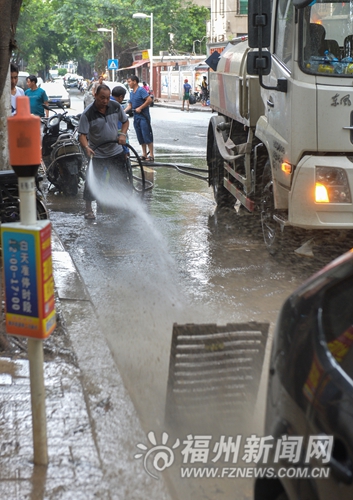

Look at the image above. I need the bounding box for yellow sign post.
[1,96,56,465]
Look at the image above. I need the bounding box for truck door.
[263,0,295,200]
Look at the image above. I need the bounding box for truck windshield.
[299,0,353,76]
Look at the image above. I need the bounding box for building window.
[239,0,248,15]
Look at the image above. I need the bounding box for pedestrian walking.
[92,75,104,98]
[78,83,129,220]
[181,79,192,111]
[142,81,150,93]
[25,75,49,117]
[201,76,208,106]
[10,63,24,115]
[125,75,154,162]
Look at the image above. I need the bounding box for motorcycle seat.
[0,170,18,184]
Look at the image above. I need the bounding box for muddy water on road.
[48,155,351,413]
[47,151,353,500]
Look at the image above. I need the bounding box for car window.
[322,275,353,379]
[17,76,28,90]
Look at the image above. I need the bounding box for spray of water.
[85,159,260,457]
[88,158,153,221]
[86,158,182,306]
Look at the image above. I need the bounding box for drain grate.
[165,322,269,430]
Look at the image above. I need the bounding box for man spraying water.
[78,83,129,219]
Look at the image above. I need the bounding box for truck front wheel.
[211,137,235,210]
[261,161,283,255]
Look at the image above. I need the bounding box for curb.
[154,101,212,112]
[51,229,172,499]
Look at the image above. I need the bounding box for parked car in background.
[65,74,81,88]
[83,81,128,108]
[17,71,29,91]
[17,72,44,90]
[53,77,65,85]
[41,82,71,108]
[255,249,353,500]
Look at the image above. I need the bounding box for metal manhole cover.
[165,322,269,432]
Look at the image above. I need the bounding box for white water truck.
[207,0,353,254]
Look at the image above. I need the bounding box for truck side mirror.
[248,0,271,48]
[247,51,272,75]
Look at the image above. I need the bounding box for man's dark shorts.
[83,152,128,201]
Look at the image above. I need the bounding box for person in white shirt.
[10,63,24,115]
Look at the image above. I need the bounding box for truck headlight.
[315,166,351,203]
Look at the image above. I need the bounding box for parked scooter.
[42,103,80,159]
[194,91,202,103]
[0,170,48,223]
[42,104,85,196]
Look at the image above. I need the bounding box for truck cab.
[207,0,353,254]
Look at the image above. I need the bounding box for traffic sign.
[108,59,119,70]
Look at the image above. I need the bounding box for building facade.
[208,0,247,43]
[117,1,249,99]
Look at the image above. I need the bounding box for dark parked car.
[255,250,353,500]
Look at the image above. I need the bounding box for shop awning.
[117,60,149,71]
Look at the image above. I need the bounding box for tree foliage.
[13,0,209,78]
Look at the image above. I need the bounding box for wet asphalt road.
[45,89,353,499]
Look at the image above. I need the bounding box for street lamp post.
[132,13,153,92]
[192,36,207,55]
[97,28,115,81]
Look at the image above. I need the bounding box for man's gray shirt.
[78,100,128,158]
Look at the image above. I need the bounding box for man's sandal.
[84,211,95,220]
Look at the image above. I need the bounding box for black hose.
[90,140,209,188]
[148,162,208,182]
[90,140,145,192]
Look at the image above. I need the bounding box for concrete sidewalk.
[0,95,209,499]
[154,98,212,112]
[0,230,172,499]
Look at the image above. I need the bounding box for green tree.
[0,0,22,171]
[13,0,209,77]
[0,0,22,98]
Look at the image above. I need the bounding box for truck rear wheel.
[211,137,235,210]
[261,161,283,255]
